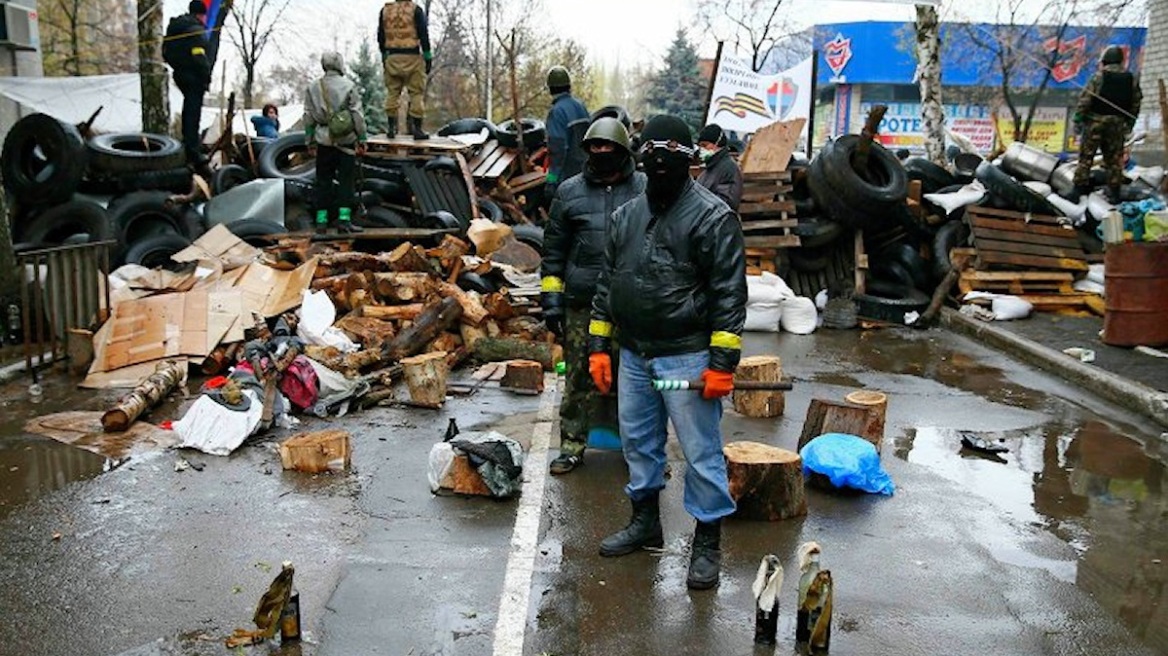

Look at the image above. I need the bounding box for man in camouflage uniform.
[541,118,646,475]
[1073,45,1142,202]
[378,0,432,140]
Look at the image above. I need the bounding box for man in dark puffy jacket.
[695,123,743,211]
[544,66,590,203]
[541,117,646,475]
[588,114,747,590]
[164,1,213,166]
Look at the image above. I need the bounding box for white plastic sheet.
[173,389,264,456]
[923,181,987,214]
[298,290,359,353]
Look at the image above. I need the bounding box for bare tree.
[40,0,136,75]
[696,0,804,72]
[915,4,945,165]
[228,0,292,108]
[138,0,169,133]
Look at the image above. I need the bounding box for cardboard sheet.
[173,224,260,269]
[91,288,235,373]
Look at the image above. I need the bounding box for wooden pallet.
[467,139,519,180]
[965,206,1088,273]
[739,171,800,272]
[958,270,1076,295]
[366,135,470,160]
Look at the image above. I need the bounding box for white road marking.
[492,373,557,656]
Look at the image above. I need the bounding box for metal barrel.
[1103,242,1168,347]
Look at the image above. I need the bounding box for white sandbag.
[814,289,828,311]
[298,289,359,353]
[744,303,782,332]
[1073,278,1105,295]
[1046,193,1087,225]
[1086,263,1105,286]
[992,295,1032,320]
[746,275,784,305]
[923,181,987,214]
[1023,181,1052,197]
[1128,165,1165,188]
[779,296,817,334]
[174,389,264,456]
[1086,191,1115,222]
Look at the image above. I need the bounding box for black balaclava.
[639,115,694,212]
[586,145,628,179]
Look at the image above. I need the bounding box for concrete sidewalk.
[942,308,1168,430]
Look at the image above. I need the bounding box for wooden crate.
[965,206,1087,273]
[739,170,800,274]
[958,270,1076,295]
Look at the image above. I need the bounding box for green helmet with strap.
[1102,46,1125,65]
[547,66,571,90]
[582,117,631,153]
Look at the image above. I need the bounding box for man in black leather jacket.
[587,114,747,590]
[695,123,743,211]
[541,118,646,475]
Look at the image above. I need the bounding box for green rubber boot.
[337,207,362,234]
[315,209,329,234]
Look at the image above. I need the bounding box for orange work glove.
[589,353,613,394]
[700,369,734,400]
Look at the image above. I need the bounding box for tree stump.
[732,355,785,418]
[724,441,807,521]
[797,398,884,453]
[844,390,887,449]
[501,359,544,394]
[400,351,449,408]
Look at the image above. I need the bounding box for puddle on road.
[896,420,1168,650]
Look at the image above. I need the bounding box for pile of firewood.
[302,235,560,404]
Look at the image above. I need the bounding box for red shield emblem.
[1043,34,1087,83]
[825,34,852,77]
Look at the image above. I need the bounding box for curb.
[941,307,1168,429]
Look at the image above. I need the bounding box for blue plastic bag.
[800,433,895,495]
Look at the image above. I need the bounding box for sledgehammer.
[652,379,794,392]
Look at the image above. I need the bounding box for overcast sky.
[163,0,1146,79]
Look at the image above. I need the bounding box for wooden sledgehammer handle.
[652,379,794,392]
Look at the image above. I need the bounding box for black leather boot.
[599,494,663,557]
[387,118,397,138]
[409,116,430,140]
[686,519,722,590]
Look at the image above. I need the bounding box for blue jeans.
[617,348,736,523]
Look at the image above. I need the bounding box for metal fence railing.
[17,241,115,372]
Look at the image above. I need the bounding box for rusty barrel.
[1103,242,1168,347]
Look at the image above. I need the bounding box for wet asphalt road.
[0,325,1164,655]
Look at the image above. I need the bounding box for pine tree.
[349,40,388,134]
[646,29,707,134]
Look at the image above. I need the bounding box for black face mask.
[588,151,626,178]
[644,150,692,211]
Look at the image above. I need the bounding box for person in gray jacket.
[305,51,368,233]
[695,123,743,211]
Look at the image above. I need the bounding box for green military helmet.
[582,117,631,153]
[547,66,571,90]
[1102,46,1125,65]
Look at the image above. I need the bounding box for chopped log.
[428,331,463,355]
[359,387,396,409]
[483,292,516,320]
[304,344,381,374]
[436,452,494,496]
[400,351,449,408]
[344,272,375,312]
[501,359,545,394]
[446,257,464,284]
[724,441,807,521]
[797,398,884,453]
[485,319,503,338]
[444,346,471,370]
[383,296,464,361]
[489,238,541,273]
[460,322,488,350]
[316,252,388,277]
[732,355,785,418]
[467,219,514,256]
[502,315,549,341]
[473,336,562,371]
[310,274,351,296]
[373,272,438,303]
[426,235,470,271]
[279,429,351,473]
[844,390,887,449]
[334,315,397,347]
[362,303,425,321]
[387,242,434,273]
[437,282,490,325]
[101,360,186,432]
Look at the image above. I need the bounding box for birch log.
[101,360,186,432]
[915,4,945,166]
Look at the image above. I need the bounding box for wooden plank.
[966,293,1092,307]
[743,170,792,182]
[971,226,1082,250]
[467,141,500,170]
[745,247,778,257]
[976,251,1090,272]
[970,216,1080,239]
[509,171,546,193]
[974,238,1086,261]
[740,119,805,174]
[741,219,798,231]
[483,150,518,179]
[740,200,797,215]
[741,183,794,194]
[966,206,1065,225]
[960,271,1075,282]
[745,235,802,248]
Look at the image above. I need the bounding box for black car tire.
[122,233,192,270]
[822,135,909,207]
[212,164,253,196]
[496,119,547,150]
[1,114,87,205]
[855,279,931,324]
[437,118,498,141]
[477,198,504,222]
[108,191,201,246]
[975,160,1061,216]
[883,243,931,291]
[902,157,956,194]
[258,132,315,182]
[931,220,971,282]
[87,133,185,174]
[511,223,544,252]
[457,271,497,294]
[358,206,409,229]
[792,216,845,249]
[361,178,408,204]
[18,200,112,246]
[224,218,285,246]
[789,246,832,273]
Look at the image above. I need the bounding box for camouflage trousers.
[383,54,425,119]
[1074,116,1129,189]
[559,306,618,456]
